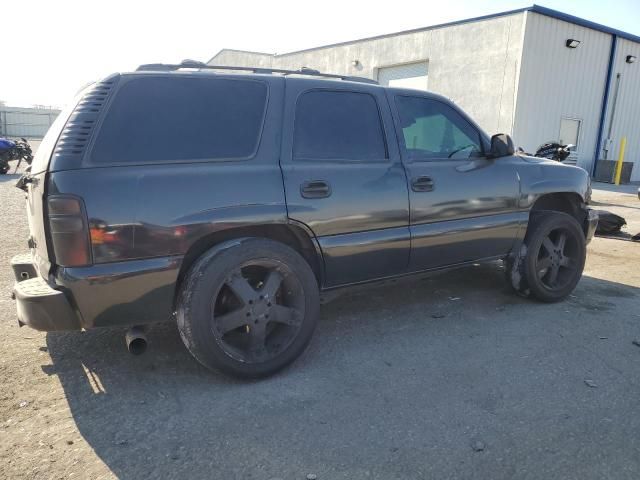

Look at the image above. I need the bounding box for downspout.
[592,34,618,177]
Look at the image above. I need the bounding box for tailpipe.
[125,326,147,355]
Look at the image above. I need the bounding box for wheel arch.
[173,223,324,309]
[510,191,587,263]
[530,192,586,223]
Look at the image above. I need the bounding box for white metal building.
[209,5,640,181]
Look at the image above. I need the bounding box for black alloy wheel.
[211,260,305,364]
[508,211,586,302]
[533,227,580,291]
[177,238,319,378]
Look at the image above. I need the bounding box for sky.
[1,0,639,108]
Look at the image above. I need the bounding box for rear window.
[29,93,82,174]
[294,90,387,161]
[91,76,268,164]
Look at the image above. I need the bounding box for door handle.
[411,176,435,192]
[300,180,332,199]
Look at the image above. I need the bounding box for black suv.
[11,62,598,378]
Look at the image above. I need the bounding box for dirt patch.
[1,180,640,479]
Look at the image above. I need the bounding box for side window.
[395,96,483,160]
[294,90,387,161]
[91,76,268,164]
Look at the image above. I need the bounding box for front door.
[388,93,522,272]
[280,80,410,287]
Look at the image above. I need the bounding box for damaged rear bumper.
[10,252,182,331]
[13,276,81,331]
[11,254,81,331]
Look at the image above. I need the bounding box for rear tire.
[0,163,9,175]
[507,211,586,302]
[177,238,320,378]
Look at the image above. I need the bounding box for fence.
[0,106,60,139]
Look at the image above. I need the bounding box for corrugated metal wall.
[0,106,60,139]
[513,12,612,172]
[602,38,640,180]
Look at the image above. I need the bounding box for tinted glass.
[91,76,267,164]
[395,96,482,160]
[294,90,386,160]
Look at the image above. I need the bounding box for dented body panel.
[515,156,591,208]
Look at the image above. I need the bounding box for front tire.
[177,238,320,378]
[508,211,586,302]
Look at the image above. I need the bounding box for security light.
[566,39,581,48]
[627,55,637,64]
[352,60,361,68]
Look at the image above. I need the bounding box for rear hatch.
[23,99,78,276]
[21,79,109,277]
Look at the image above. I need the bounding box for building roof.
[530,4,640,44]
[208,4,640,63]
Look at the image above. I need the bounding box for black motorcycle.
[0,137,33,174]
[533,142,575,162]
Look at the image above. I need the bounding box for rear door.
[389,92,522,272]
[280,79,410,287]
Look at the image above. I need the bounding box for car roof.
[120,67,449,103]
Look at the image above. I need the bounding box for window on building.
[559,118,581,147]
[395,96,483,160]
[91,76,268,164]
[294,90,387,161]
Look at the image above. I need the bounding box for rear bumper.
[13,276,81,331]
[11,253,182,331]
[10,253,38,281]
[584,208,598,243]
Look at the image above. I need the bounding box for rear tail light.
[47,195,92,267]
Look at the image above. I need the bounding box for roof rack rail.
[136,60,378,85]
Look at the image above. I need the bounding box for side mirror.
[488,133,515,158]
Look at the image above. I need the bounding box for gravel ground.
[1,170,640,479]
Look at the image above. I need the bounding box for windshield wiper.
[448,145,477,158]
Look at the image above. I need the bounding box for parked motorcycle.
[533,142,575,162]
[0,137,33,174]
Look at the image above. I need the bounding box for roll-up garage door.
[377,62,428,90]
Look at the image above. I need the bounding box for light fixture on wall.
[566,39,581,48]
[352,60,361,68]
[626,55,637,64]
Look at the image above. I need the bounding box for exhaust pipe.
[125,326,147,355]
